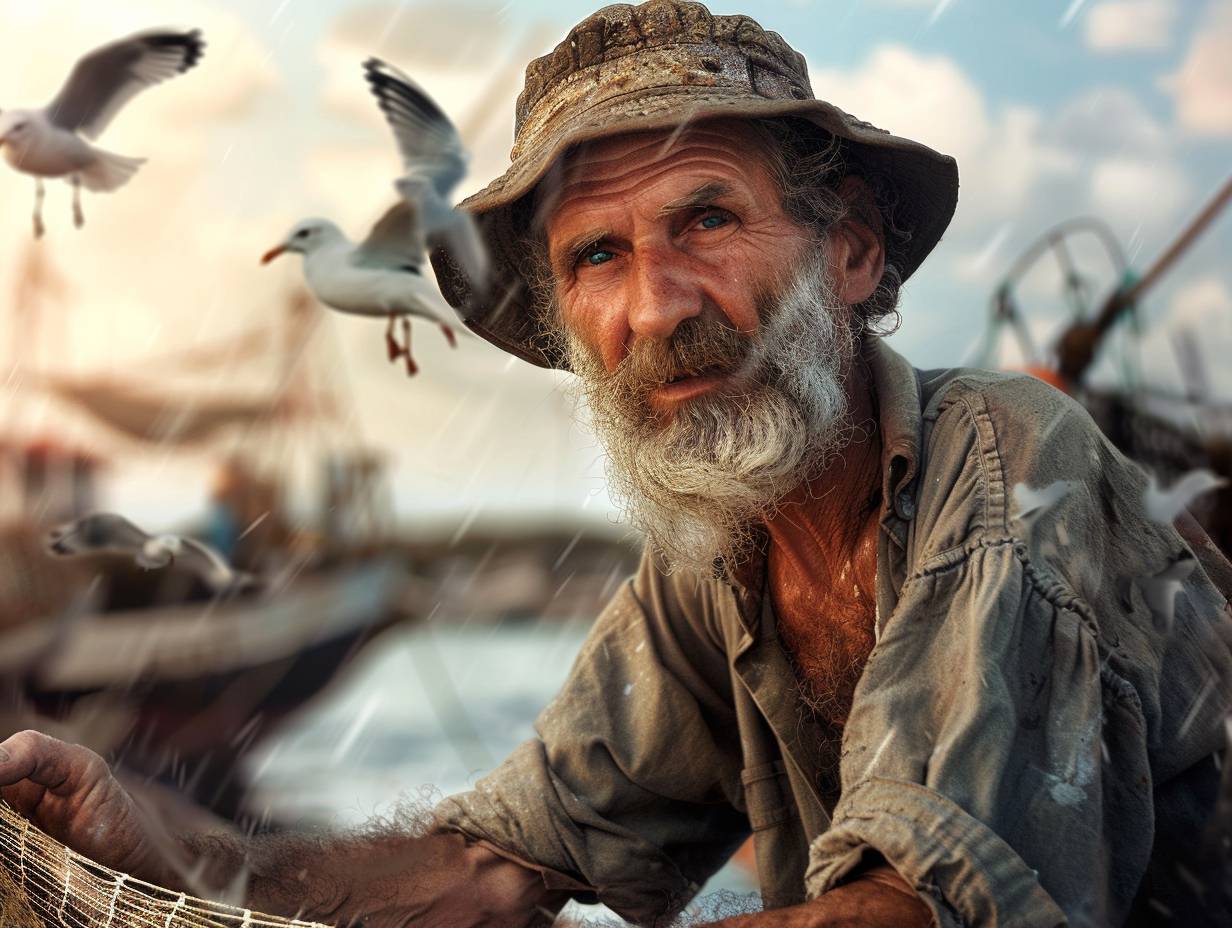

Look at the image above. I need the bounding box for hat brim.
[431,86,958,370]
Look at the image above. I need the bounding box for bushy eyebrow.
[551,180,736,274]
[656,180,734,217]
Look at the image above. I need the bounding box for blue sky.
[0,0,1227,528]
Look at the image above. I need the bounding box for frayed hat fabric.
[431,0,958,369]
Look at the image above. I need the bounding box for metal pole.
[1057,174,1232,384]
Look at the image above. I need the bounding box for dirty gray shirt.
[436,340,1232,926]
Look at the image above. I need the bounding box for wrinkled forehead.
[531,118,779,228]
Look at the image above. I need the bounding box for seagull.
[46,512,253,596]
[260,205,462,376]
[1012,480,1073,538]
[1143,468,1227,525]
[261,59,485,377]
[0,29,205,238]
[1135,552,1197,634]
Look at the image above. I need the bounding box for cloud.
[1085,0,1175,52]
[1052,87,1168,156]
[1169,276,1232,329]
[809,46,1075,230]
[1089,156,1192,231]
[1160,2,1232,136]
[328,1,516,71]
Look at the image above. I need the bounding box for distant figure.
[260,58,486,377]
[46,511,252,596]
[0,29,205,238]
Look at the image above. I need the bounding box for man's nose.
[624,247,703,343]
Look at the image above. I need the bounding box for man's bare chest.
[767,529,880,729]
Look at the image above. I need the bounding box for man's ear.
[830,175,885,306]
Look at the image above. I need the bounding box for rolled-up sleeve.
[435,554,749,925]
[808,375,1232,925]
[806,540,1133,926]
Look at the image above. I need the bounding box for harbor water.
[245,619,760,922]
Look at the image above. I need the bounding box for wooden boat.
[0,261,412,826]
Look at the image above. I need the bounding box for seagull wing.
[178,536,246,591]
[1011,480,1072,534]
[353,200,423,271]
[1137,553,1197,633]
[363,58,467,199]
[430,212,490,291]
[46,29,206,138]
[1145,468,1227,524]
[90,513,154,550]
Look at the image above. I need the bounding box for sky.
[0,0,1228,533]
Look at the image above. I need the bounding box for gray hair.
[741,117,908,337]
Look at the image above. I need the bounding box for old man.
[3,2,1231,925]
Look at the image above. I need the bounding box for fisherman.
[3,3,1231,925]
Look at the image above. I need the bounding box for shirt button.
[897,493,917,519]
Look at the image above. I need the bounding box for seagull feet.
[32,215,45,240]
[440,324,457,349]
[384,323,419,377]
[71,177,84,229]
[386,343,418,376]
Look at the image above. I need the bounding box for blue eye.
[698,213,727,230]
[585,250,615,266]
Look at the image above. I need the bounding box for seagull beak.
[260,244,287,265]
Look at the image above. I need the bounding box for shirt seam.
[903,536,1102,641]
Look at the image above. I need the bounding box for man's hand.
[0,730,564,926]
[0,729,166,882]
[710,863,933,928]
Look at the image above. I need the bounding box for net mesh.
[0,801,332,928]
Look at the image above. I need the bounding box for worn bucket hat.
[430,0,959,370]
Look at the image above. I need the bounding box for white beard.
[561,251,858,574]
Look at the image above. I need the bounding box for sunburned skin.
[545,122,814,412]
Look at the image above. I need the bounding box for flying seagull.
[261,59,485,377]
[1135,552,1197,635]
[46,512,253,596]
[1143,468,1227,525]
[261,204,461,376]
[0,29,205,238]
[1012,480,1074,537]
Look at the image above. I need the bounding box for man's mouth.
[648,367,733,413]
[663,364,724,385]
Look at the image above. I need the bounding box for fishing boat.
[0,251,412,828]
[970,177,1232,553]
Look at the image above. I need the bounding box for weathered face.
[545,121,815,415]
[539,121,863,572]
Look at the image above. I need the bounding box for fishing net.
[0,800,331,928]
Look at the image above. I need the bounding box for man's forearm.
[158,827,562,927]
[708,865,933,928]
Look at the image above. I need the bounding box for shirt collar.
[865,338,924,523]
[716,338,924,603]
